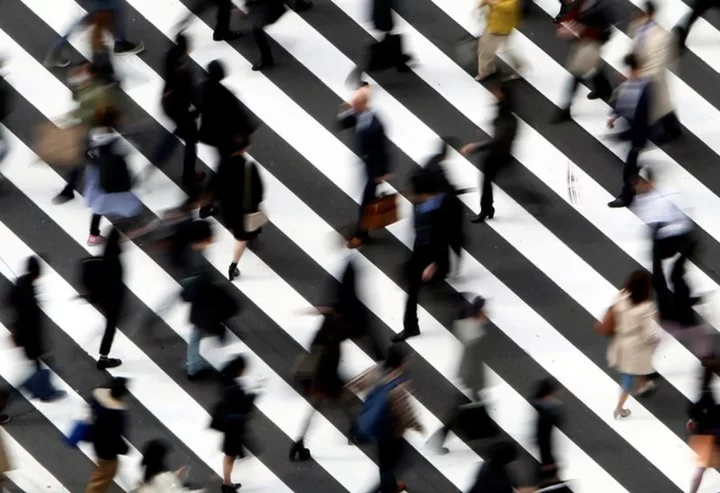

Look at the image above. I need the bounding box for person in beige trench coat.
[606,270,658,420]
[629,1,682,142]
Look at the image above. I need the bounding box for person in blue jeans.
[45,0,144,68]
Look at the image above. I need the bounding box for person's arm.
[390,385,424,433]
[337,103,358,130]
[346,364,379,393]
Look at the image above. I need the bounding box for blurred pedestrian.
[137,439,205,493]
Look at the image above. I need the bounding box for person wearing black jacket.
[86,377,130,493]
[197,61,257,159]
[337,85,391,248]
[215,356,257,493]
[152,34,203,198]
[461,78,530,223]
[94,229,124,370]
[607,54,652,208]
[393,169,451,342]
[552,0,614,123]
[206,134,264,281]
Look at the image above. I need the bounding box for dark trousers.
[152,114,199,195]
[652,232,697,325]
[253,25,273,61]
[377,436,404,493]
[481,159,545,213]
[187,0,231,35]
[355,177,377,238]
[402,255,426,333]
[90,214,103,236]
[563,71,612,109]
[99,301,121,356]
[620,129,648,203]
[480,159,503,212]
[60,166,83,197]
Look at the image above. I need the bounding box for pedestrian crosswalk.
[1,0,720,491]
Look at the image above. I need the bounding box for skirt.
[84,164,142,218]
[690,434,720,468]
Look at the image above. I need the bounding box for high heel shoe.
[471,209,495,223]
[228,263,240,281]
[289,440,312,461]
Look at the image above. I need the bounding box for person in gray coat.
[429,296,493,453]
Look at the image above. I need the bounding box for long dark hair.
[141,439,168,483]
[624,270,652,305]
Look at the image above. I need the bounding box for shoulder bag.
[243,159,268,233]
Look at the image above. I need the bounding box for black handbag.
[454,402,499,441]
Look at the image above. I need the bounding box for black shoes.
[229,263,240,281]
[607,196,630,208]
[252,58,275,71]
[392,329,420,343]
[187,367,215,382]
[97,357,122,370]
[471,208,495,223]
[289,440,312,461]
[221,484,242,492]
[52,190,74,205]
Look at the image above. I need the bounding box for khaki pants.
[477,32,522,79]
[85,458,118,493]
[566,39,602,78]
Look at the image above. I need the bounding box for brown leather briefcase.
[360,194,399,231]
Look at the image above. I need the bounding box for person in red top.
[551,0,615,124]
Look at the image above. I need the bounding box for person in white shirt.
[632,169,698,328]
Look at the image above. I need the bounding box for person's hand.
[460,143,476,157]
[175,465,189,478]
[687,419,696,433]
[422,263,437,282]
[414,423,425,434]
[607,117,617,129]
[557,25,576,39]
[339,102,352,112]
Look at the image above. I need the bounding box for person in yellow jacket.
[476,0,524,81]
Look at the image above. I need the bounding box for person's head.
[176,33,189,59]
[410,168,440,203]
[141,439,169,483]
[533,378,560,401]
[109,377,129,401]
[383,344,408,373]
[623,53,642,79]
[188,220,214,250]
[624,269,653,305]
[207,59,226,82]
[643,0,656,20]
[221,354,247,381]
[26,256,41,280]
[350,86,370,113]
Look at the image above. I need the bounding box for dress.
[220,381,256,458]
[213,154,263,241]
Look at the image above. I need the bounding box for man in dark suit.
[337,84,391,248]
[607,53,652,208]
[181,0,243,41]
[393,169,451,342]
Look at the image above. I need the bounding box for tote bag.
[243,159,268,233]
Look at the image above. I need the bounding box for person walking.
[606,54,652,209]
[180,0,243,42]
[205,134,264,281]
[475,0,523,81]
[461,77,543,223]
[7,257,66,402]
[347,344,423,493]
[246,0,286,70]
[629,1,681,144]
[210,356,259,493]
[687,362,720,493]
[602,270,658,419]
[551,0,614,123]
[337,85,391,249]
[673,0,720,52]
[151,34,203,200]
[533,378,564,488]
[45,2,144,68]
[466,441,520,493]
[85,377,130,493]
[0,56,12,165]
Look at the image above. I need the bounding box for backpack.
[91,140,132,194]
[80,257,106,303]
[354,377,403,443]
